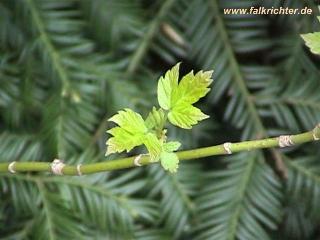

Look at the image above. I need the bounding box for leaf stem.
[0,124,319,176]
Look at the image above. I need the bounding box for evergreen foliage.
[0,0,319,239]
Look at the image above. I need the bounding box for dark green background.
[0,0,320,239]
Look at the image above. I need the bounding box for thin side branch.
[0,124,319,176]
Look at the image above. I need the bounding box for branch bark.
[0,124,319,176]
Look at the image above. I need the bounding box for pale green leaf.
[143,133,162,162]
[106,127,145,155]
[157,64,213,129]
[160,151,179,173]
[106,109,148,155]
[108,108,147,134]
[163,141,181,152]
[168,104,209,129]
[172,70,213,106]
[301,17,320,55]
[301,32,320,55]
[157,63,180,110]
[145,107,166,130]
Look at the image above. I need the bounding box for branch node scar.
[51,159,65,175]
[77,164,82,176]
[223,142,232,154]
[278,135,294,148]
[8,161,16,174]
[134,155,143,167]
[313,124,320,141]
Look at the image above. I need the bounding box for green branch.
[0,124,319,176]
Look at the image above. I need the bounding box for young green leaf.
[107,64,212,172]
[168,103,209,129]
[106,109,162,161]
[163,141,181,152]
[301,17,320,55]
[145,107,166,131]
[157,63,213,129]
[160,151,179,173]
[143,133,162,162]
[106,109,147,155]
[108,108,147,134]
[172,70,213,106]
[302,32,320,55]
[106,126,145,155]
[157,63,180,110]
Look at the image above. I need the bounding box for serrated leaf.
[157,63,180,110]
[106,109,161,158]
[168,104,209,129]
[109,108,147,134]
[145,107,166,130]
[163,141,181,152]
[160,151,179,173]
[157,64,213,129]
[143,133,162,162]
[106,127,145,155]
[301,32,320,55]
[172,70,213,106]
[301,18,320,55]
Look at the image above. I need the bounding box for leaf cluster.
[106,63,213,172]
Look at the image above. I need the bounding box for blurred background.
[0,0,320,239]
